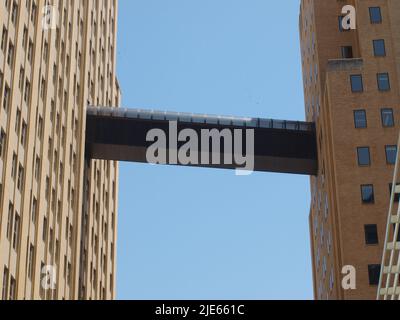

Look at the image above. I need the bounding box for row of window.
[1,267,16,300]
[365,228,385,285]
[354,108,394,129]
[341,38,386,60]
[350,73,391,92]
[364,223,399,246]
[360,184,400,204]
[353,4,386,290]
[356,145,397,166]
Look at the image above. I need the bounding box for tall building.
[300,0,400,299]
[0,0,120,300]
[378,131,400,299]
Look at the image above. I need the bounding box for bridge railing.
[87,106,314,132]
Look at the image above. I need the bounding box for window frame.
[361,184,375,204]
[373,39,386,57]
[357,147,371,166]
[354,110,367,128]
[389,184,400,203]
[369,7,382,24]
[368,264,381,286]
[377,73,390,91]
[341,46,353,59]
[381,108,394,127]
[385,145,397,165]
[350,74,364,93]
[364,224,379,245]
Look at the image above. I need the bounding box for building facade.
[0,0,120,300]
[300,0,400,299]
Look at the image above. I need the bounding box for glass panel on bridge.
[87,106,314,132]
[259,119,272,128]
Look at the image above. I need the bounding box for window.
[27,40,33,62]
[354,110,367,128]
[32,198,37,223]
[385,145,397,165]
[42,216,48,241]
[67,262,72,285]
[392,225,400,242]
[40,78,45,99]
[24,80,30,103]
[43,41,48,61]
[11,2,18,25]
[0,129,5,158]
[389,184,400,202]
[341,46,353,59]
[373,39,386,57]
[368,265,381,286]
[3,85,10,111]
[369,7,382,24]
[21,121,27,146]
[15,109,21,133]
[357,147,371,166]
[350,75,363,92]
[38,116,43,138]
[0,71,3,93]
[377,73,390,91]
[11,153,17,179]
[34,156,40,180]
[7,202,13,240]
[7,41,14,66]
[1,27,7,52]
[17,164,24,190]
[381,108,394,127]
[22,26,27,49]
[361,185,375,204]
[49,229,54,252]
[12,213,20,250]
[365,224,379,245]
[31,1,37,25]
[28,244,34,279]
[2,267,9,300]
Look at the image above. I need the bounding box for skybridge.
[85,106,318,175]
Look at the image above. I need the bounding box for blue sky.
[115,0,312,300]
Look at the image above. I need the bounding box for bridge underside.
[85,106,318,175]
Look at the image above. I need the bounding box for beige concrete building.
[0,0,120,300]
[300,0,400,299]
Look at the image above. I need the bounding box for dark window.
[377,73,390,91]
[357,147,371,166]
[341,46,353,58]
[389,184,400,203]
[351,75,363,92]
[368,264,381,286]
[369,7,382,24]
[12,213,20,250]
[385,145,397,165]
[381,108,394,127]
[373,39,386,56]
[354,110,367,128]
[2,267,9,300]
[361,185,375,204]
[365,225,379,245]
